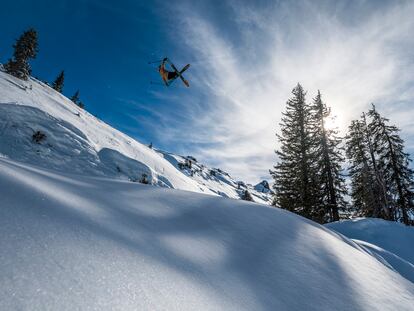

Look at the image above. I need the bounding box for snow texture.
[1,158,414,310]
[326,218,414,284]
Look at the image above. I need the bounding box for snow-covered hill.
[1,157,413,310]
[156,150,273,203]
[0,69,271,203]
[326,218,414,284]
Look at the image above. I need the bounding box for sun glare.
[324,115,340,132]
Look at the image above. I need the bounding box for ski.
[179,64,190,74]
[169,61,190,87]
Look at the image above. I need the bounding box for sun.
[324,115,341,132]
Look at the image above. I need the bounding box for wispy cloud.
[151,0,414,183]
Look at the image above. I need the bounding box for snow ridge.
[326,218,414,284]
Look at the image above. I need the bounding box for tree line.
[271,84,414,225]
[2,28,84,108]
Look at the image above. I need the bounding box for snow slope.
[326,218,414,284]
[0,69,271,202]
[1,158,414,310]
[156,150,272,204]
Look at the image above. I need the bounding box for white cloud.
[158,0,414,183]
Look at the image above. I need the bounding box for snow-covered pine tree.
[271,84,319,220]
[346,118,389,219]
[4,28,38,80]
[70,90,80,104]
[52,70,65,93]
[310,91,347,222]
[368,104,414,225]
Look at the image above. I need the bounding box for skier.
[157,57,190,87]
[158,58,178,84]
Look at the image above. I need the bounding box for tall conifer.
[346,119,383,217]
[271,84,319,220]
[310,91,347,222]
[5,28,38,80]
[70,90,80,104]
[52,70,65,93]
[368,105,414,224]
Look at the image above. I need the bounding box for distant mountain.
[157,151,272,204]
[0,68,271,203]
[254,180,273,194]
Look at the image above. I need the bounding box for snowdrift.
[326,218,414,284]
[1,158,413,310]
[0,69,271,203]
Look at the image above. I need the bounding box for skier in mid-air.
[158,58,178,83]
[158,58,190,87]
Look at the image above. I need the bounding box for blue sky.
[1,0,414,183]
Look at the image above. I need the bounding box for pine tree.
[368,105,414,225]
[271,84,319,220]
[310,91,347,222]
[52,70,65,93]
[70,90,80,104]
[4,28,38,80]
[346,117,389,219]
[361,112,391,219]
